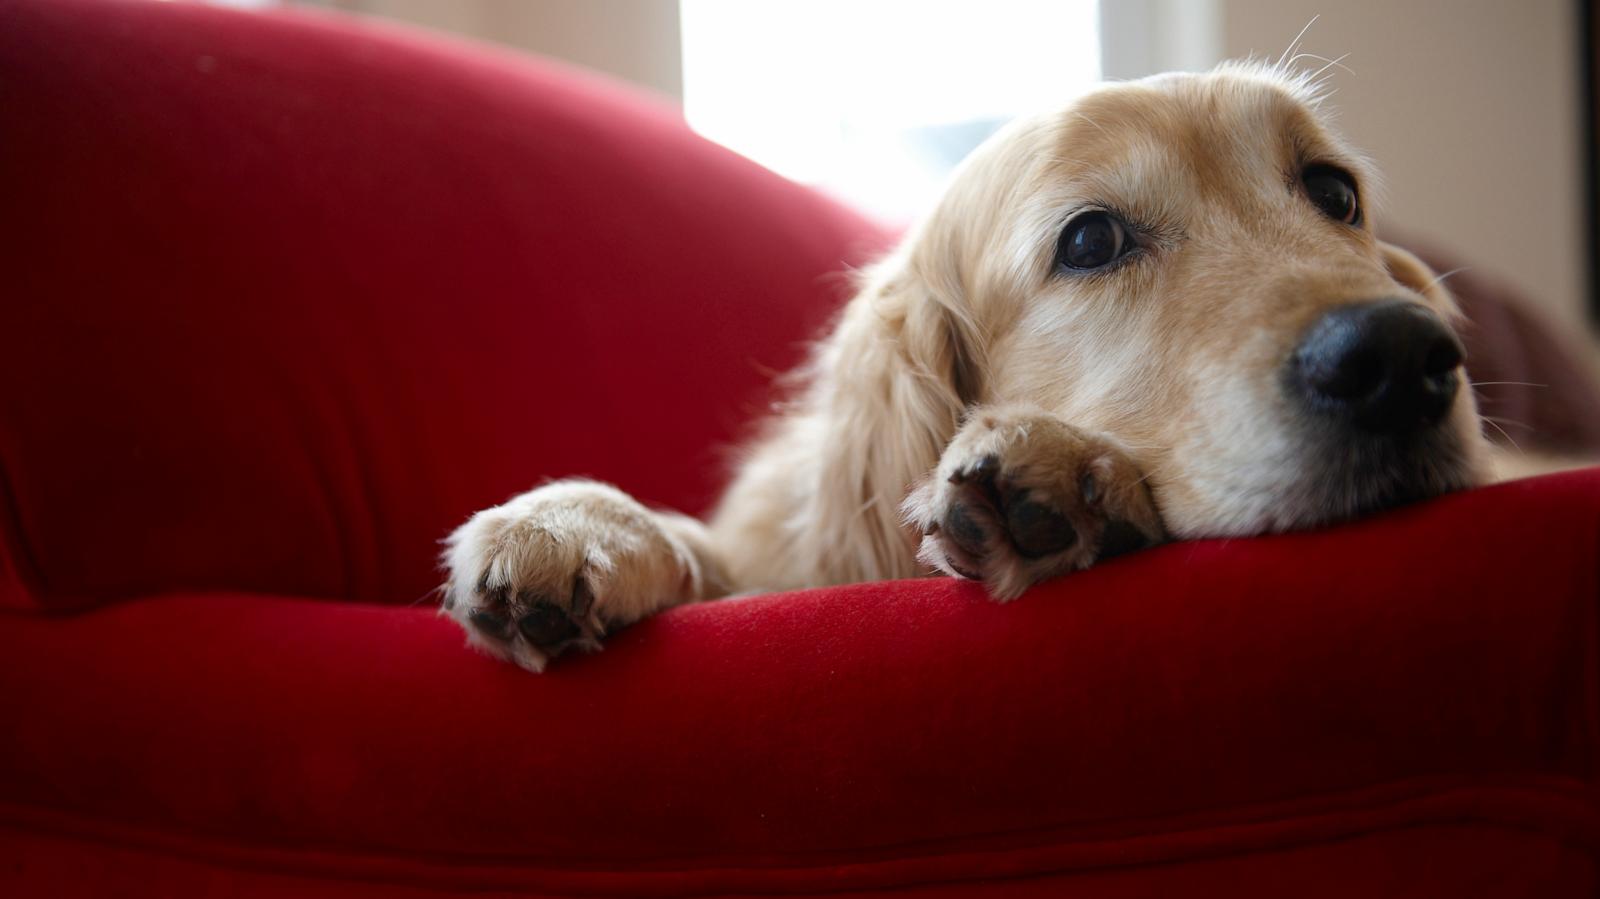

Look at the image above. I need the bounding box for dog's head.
[894,64,1489,538]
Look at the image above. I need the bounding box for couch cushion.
[0,0,891,611]
[4,469,1598,894]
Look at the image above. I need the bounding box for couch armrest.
[3,469,1598,894]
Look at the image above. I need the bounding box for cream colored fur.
[443,63,1499,672]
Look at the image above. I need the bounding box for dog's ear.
[1381,240,1462,318]
[718,230,987,584]
[873,262,984,408]
[819,258,982,461]
[781,254,982,577]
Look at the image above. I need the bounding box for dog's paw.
[904,410,1165,601]
[441,480,702,672]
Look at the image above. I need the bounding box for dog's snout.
[1289,300,1463,432]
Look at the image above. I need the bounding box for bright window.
[680,0,1101,222]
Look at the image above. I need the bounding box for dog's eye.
[1056,212,1133,271]
[1302,166,1360,225]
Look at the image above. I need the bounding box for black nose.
[1288,300,1464,432]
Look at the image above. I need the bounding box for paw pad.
[517,599,579,647]
[910,414,1165,601]
[468,607,512,641]
[1005,496,1076,558]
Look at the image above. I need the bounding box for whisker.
[1306,52,1352,86]
[1288,51,1354,79]
[1420,265,1470,294]
[1481,414,1535,431]
[1482,416,1523,452]
[1471,380,1547,389]
[1277,16,1321,69]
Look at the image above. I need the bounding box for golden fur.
[443,64,1492,672]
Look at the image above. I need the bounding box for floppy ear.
[794,252,984,575]
[866,261,985,407]
[1381,240,1462,319]
[827,253,983,472]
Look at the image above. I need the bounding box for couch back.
[0,0,891,609]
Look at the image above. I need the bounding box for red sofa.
[4,1,1600,894]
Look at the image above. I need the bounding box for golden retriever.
[442,63,1492,672]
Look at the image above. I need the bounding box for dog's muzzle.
[1286,300,1464,433]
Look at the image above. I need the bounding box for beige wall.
[1222,0,1587,331]
[325,0,682,99]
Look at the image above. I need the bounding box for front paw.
[441,481,698,672]
[904,411,1164,600]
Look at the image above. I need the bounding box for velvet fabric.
[4,472,1600,895]
[3,0,1599,894]
[0,0,889,612]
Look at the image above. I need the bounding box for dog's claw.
[950,453,1001,486]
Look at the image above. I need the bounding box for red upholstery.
[3,0,1599,895]
[0,0,888,611]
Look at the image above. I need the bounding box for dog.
[441,62,1492,672]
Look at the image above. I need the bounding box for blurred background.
[209,0,1592,339]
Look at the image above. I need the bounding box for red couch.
[4,0,1600,894]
